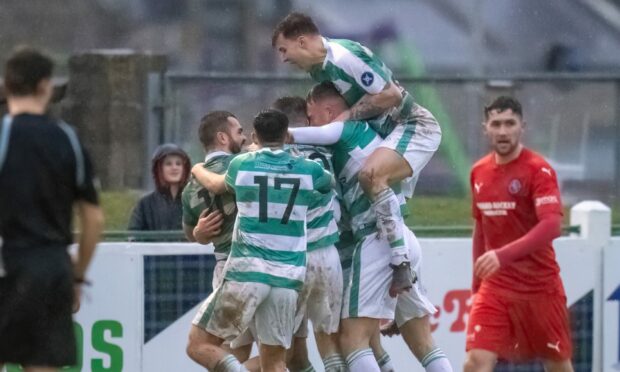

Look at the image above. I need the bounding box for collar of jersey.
[204,150,231,162]
[321,37,332,68]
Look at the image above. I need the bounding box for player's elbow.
[381,83,402,108]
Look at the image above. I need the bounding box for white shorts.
[212,259,226,289]
[294,246,343,335]
[341,227,436,322]
[379,103,441,198]
[192,280,298,348]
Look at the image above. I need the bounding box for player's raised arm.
[191,163,227,195]
[289,121,344,146]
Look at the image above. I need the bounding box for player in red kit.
[463,96,574,372]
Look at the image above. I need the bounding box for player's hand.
[191,163,205,177]
[379,319,400,337]
[474,251,500,280]
[334,109,352,122]
[193,209,223,244]
[246,142,260,152]
[72,284,82,313]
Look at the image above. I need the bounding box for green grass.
[100,190,142,230]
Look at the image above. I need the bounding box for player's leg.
[254,287,297,372]
[396,228,452,372]
[463,349,497,372]
[369,327,395,372]
[340,235,397,372]
[358,146,411,274]
[463,288,512,372]
[306,246,346,371]
[287,318,315,372]
[186,325,231,370]
[340,317,381,372]
[188,281,267,370]
[362,104,441,296]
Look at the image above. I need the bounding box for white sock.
[323,353,347,371]
[376,351,395,372]
[373,188,407,265]
[421,348,452,372]
[214,354,248,372]
[346,348,380,372]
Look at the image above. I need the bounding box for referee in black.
[0,48,104,371]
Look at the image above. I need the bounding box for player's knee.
[186,336,199,361]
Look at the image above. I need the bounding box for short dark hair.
[271,96,307,126]
[253,109,289,144]
[272,12,320,47]
[4,47,54,96]
[484,96,523,120]
[307,81,343,103]
[198,111,236,149]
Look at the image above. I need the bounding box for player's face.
[161,155,185,185]
[306,100,332,127]
[225,117,247,154]
[275,34,312,71]
[484,109,524,157]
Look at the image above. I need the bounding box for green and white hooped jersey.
[309,38,393,108]
[330,121,408,239]
[285,144,340,252]
[224,148,332,291]
[181,151,237,260]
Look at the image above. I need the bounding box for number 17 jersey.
[224,148,332,291]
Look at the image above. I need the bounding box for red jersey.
[470,148,564,298]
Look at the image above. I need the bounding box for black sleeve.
[128,198,146,230]
[76,146,99,205]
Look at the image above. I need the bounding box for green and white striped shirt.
[223,148,332,291]
[286,144,340,252]
[331,122,408,239]
[182,151,237,260]
[309,38,393,108]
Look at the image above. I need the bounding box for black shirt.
[128,190,183,231]
[0,113,98,252]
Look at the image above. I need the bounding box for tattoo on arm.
[349,95,385,120]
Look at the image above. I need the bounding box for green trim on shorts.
[349,237,364,317]
[226,271,304,291]
[198,285,223,327]
[389,238,405,249]
[395,122,416,155]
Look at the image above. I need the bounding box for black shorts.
[0,248,76,367]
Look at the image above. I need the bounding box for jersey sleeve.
[338,45,391,95]
[76,147,99,205]
[290,122,344,145]
[224,156,242,192]
[181,186,197,227]
[531,164,563,219]
[311,162,333,194]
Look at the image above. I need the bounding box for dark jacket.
[128,143,190,231]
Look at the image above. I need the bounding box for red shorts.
[465,289,572,362]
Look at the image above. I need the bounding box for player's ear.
[251,131,259,145]
[216,131,227,145]
[298,35,307,48]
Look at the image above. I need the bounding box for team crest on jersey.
[361,71,374,86]
[508,179,522,194]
